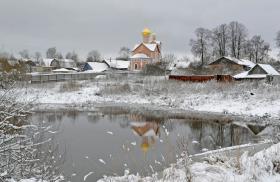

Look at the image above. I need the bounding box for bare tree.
[190,28,212,65]
[34,51,42,64]
[19,49,30,59]
[117,46,130,60]
[250,35,270,63]
[55,52,63,59]
[276,31,280,58]
[65,51,79,62]
[243,40,254,61]
[87,50,101,62]
[46,47,57,59]
[212,24,228,58]
[228,21,248,59]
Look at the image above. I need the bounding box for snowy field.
[18,75,280,119]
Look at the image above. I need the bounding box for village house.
[208,56,255,75]
[82,62,109,72]
[129,28,162,71]
[103,59,130,70]
[234,63,280,80]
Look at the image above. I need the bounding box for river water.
[30,107,265,181]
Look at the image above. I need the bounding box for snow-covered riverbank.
[19,76,280,119]
[98,142,280,182]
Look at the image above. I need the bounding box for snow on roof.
[132,43,158,52]
[211,56,255,68]
[257,64,280,75]
[42,59,54,67]
[52,68,74,72]
[234,72,266,79]
[85,62,109,72]
[234,64,279,79]
[103,59,130,69]
[144,43,157,51]
[130,53,150,59]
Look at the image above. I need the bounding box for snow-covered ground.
[18,75,280,119]
[98,142,280,182]
[10,75,280,181]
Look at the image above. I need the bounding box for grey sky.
[0,0,280,59]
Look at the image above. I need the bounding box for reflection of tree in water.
[87,112,102,123]
[189,121,259,151]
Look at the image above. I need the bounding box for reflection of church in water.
[129,115,160,153]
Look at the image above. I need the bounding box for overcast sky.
[0,0,280,59]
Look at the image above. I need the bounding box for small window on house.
[134,64,138,70]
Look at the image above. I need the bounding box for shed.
[209,56,255,75]
[82,62,109,72]
[103,59,130,70]
[234,64,280,80]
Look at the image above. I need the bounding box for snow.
[234,64,279,79]
[103,59,130,69]
[210,56,255,68]
[42,58,54,67]
[130,53,150,59]
[18,77,280,118]
[84,62,109,72]
[143,43,157,51]
[132,43,157,52]
[98,142,280,182]
[258,64,280,75]
[52,68,74,73]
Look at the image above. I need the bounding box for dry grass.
[59,80,82,92]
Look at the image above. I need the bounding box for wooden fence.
[28,72,105,83]
[169,75,233,82]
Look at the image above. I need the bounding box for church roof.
[132,43,158,52]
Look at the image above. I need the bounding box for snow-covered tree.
[0,74,64,181]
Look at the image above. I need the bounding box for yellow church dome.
[142,28,152,36]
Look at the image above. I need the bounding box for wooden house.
[209,56,255,75]
[82,62,109,72]
[129,28,162,71]
[234,64,280,80]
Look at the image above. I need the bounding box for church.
[129,28,162,71]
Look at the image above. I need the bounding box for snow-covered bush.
[0,74,64,181]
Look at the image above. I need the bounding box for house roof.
[42,58,55,67]
[84,62,109,72]
[52,68,74,73]
[103,59,130,69]
[130,53,150,59]
[234,64,280,79]
[256,64,280,75]
[132,43,158,52]
[210,56,255,68]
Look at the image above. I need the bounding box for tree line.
[190,21,280,65]
[0,46,131,64]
